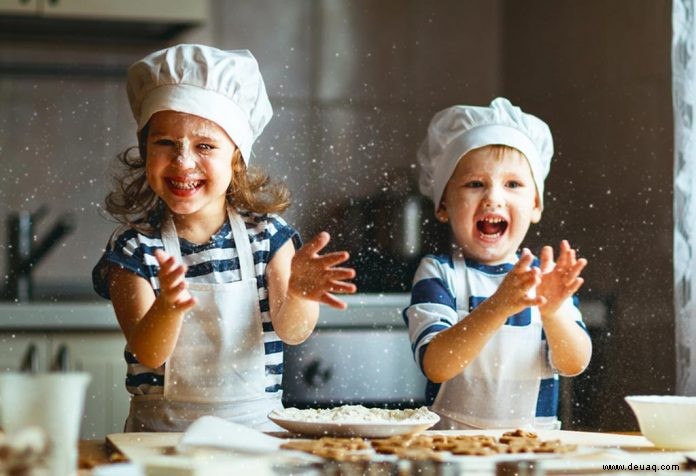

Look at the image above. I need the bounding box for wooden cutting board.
[106,432,278,475]
[106,432,181,462]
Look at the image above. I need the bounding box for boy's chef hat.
[418,97,553,212]
[127,44,272,164]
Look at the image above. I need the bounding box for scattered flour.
[270,405,438,424]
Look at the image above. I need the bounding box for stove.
[282,294,426,409]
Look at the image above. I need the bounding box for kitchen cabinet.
[0,331,129,440]
[40,0,207,22]
[0,0,37,15]
[0,0,208,22]
[0,0,208,41]
[53,332,130,439]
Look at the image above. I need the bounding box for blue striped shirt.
[404,254,586,424]
[92,210,300,397]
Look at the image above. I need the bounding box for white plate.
[268,415,439,438]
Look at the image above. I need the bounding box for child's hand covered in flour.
[154,249,197,311]
[288,232,357,309]
[489,248,545,316]
[537,240,587,319]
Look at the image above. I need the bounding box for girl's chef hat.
[126,44,272,164]
[418,97,553,212]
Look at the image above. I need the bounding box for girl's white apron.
[125,208,282,432]
[431,254,549,430]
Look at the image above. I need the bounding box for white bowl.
[625,395,696,449]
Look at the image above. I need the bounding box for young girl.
[405,98,592,430]
[93,44,356,432]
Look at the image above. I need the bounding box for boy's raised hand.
[492,248,546,315]
[154,249,197,311]
[537,240,587,318]
[289,232,357,309]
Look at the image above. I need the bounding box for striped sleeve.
[92,226,163,299]
[265,214,302,258]
[403,255,458,372]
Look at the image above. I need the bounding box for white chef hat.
[418,97,553,212]
[126,44,272,164]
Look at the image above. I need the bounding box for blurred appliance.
[282,294,427,409]
[328,192,450,293]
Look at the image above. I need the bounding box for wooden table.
[78,440,125,474]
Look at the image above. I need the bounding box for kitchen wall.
[0,0,674,430]
[504,1,674,430]
[0,0,502,296]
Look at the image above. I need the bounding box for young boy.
[405,97,592,430]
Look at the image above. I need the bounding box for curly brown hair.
[104,125,291,233]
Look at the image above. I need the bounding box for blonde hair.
[104,125,291,233]
[484,144,524,159]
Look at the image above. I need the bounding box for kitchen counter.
[80,430,695,475]
[0,302,119,331]
[317,293,611,329]
[316,293,410,328]
[0,293,608,332]
[0,294,412,331]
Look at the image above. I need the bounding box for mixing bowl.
[625,395,696,449]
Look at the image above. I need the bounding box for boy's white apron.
[125,208,282,432]
[431,254,551,430]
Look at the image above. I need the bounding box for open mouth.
[476,216,508,238]
[166,178,204,195]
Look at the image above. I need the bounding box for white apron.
[125,207,282,432]
[431,254,545,430]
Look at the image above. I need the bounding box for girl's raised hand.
[289,232,357,309]
[537,240,587,318]
[154,249,197,311]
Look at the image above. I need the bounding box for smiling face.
[145,110,238,223]
[437,145,542,265]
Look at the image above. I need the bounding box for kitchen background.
[0,0,674,433]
